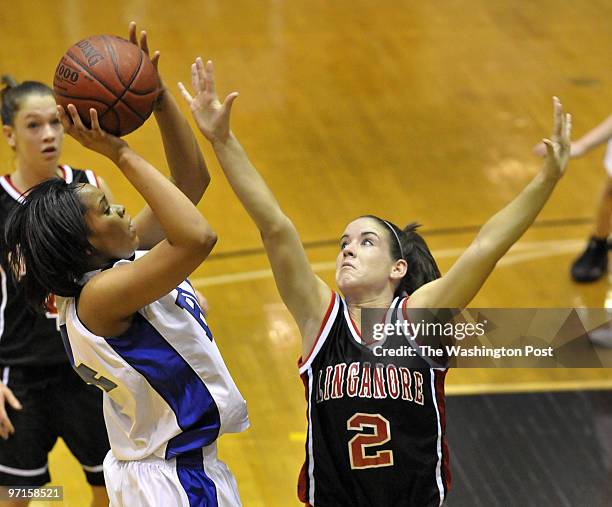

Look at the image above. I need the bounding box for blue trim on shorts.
[176,449,218,507]
[106,313,221,458]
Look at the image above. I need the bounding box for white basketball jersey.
[57,252,249,461]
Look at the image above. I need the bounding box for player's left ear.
[390,259,408,281]
[2,125,16,149]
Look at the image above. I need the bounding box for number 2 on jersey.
[347,413,394,469]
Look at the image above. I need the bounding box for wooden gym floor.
[1,1,612,505]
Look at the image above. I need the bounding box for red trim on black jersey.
[347,311,361,338]
[298,373,310,504]
[434,369,452,495]
[3,174,23,195]
[297,291,336,368]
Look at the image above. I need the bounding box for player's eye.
[27,122,38,129]
[362,239,373,246]
[340,241,348,250]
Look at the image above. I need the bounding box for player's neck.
[346,293,394,332]
[11,162,61,193]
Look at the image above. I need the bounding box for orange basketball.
[53,35,160,136]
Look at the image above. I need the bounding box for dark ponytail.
[1,75,54,126]
[2,179,93,312]
[364,216,441,296]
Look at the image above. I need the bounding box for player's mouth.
[41,146,57,155]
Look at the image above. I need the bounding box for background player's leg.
[571,175,612,282]
[0,368,55,504]
[53,368,109,507]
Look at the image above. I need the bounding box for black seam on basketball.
[102,36,158,94]
[98,107,121,136]
[54,91,112,111]
[124,88,160,96]
[64,50,121,100]
[66,46,146,121]
[103,35,133,89]
[91,37,147,122]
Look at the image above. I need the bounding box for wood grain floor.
[1,1,611,505]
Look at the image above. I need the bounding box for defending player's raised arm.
[410,97,572,309]
[178,59,331,351]
[58,104,216,336]
[534,113,612,159]
[126,22,210,249]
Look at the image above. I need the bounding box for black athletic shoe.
[570,236,609,283]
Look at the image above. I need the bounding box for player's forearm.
[474,170,558,259]
[116,147,214,247]
[154,90,210,203]
[212,133,288,233]
[575,115,612,154]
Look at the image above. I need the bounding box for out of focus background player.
[1,2,612,506]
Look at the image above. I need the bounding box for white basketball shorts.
[103,444,242,506]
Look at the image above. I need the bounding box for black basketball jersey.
[0,165,100,366]
[298,292,451,507]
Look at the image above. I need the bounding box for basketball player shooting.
[179,57,571,506]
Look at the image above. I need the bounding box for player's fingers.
[67,104,86,130]
[0,405,14,439]
[205,60,216,96]
[542,138,555,159]
[551,96,563,141]
[152,51,160,70]
[140,30,149,55]
[57,105,72,130]
[190,63,200,93]
[195,58,207,92]
[177,82,193,104]
[2,388,22,411]
[564,113,572,144]
[128,21,137,45]
[90,108,102,132]
[222,92,239,116]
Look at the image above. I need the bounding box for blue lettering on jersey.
[175,287,213,341]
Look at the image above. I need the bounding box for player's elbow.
[184,224,217,255]
[199,227,218,253]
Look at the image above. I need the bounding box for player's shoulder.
[59,164,100,187]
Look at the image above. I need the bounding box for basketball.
[53,35,159,136]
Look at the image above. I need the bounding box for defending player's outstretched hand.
[541,96,572,180]
[178,58,239,144]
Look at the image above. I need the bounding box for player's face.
[3,94,64,170]
[78,184,139,264]
[336,217,404,298]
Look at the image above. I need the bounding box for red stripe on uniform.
[297,291,335,368]
[434,369,452,494]
[297,373,310,503]
[3,175,23,195]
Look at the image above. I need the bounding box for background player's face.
[336,217,405,298]
[78,184,139,264]
[2,94,64,170]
